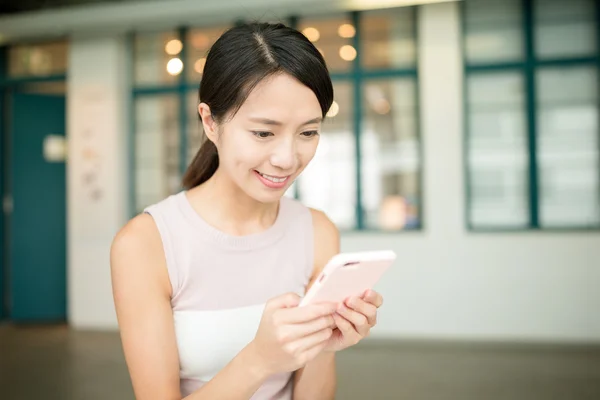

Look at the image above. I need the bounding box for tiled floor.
[1,324,599,399]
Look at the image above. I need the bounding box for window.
[296,10,421,231]
[463,0,600,230]
[187,89,202,166]
[361,78,420,230]
[298,16,354,73]
[464,0,524,63]
[466,72,529,228]
[131,10,422,231]
[134,95,180,212]
[134,31,181,86]
[536,67,599,227]
[8,41,68,78]
[186,26,229,82]
[534,0,596,59]
[132,26,231,213]
[299,81,356,230]
[361,7,416,69]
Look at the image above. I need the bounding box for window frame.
[461,0,600,232]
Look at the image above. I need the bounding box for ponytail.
[182,138,219,189]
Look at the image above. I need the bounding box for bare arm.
[292,209,339,400]
[111,214,270,400]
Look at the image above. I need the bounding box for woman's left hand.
[323,289,383,352]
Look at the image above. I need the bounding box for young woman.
[111,22,384,400]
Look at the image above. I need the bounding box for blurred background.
[0,0,599,399]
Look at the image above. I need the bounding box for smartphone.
[299,250,396,307]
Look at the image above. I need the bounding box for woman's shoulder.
[302,207,340,282]
[307,207,338,239]
[111,214,163,271]
[110,213,172,296]
[112,213,160,254]
[112,191,185,252]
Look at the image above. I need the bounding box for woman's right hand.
[247,293,337,376]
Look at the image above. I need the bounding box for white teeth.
[259,172,287,183]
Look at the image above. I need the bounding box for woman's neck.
[185,168,280,236]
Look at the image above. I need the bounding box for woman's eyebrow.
[248,116,323,126]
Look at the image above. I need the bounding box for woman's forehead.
[236,74,322,121]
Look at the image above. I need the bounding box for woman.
[111,22,384,400]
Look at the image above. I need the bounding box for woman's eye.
[252,131,273,138]
[301,130,319,137]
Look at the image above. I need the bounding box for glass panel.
[187,89,203,167]
[19,82,66,95]
[134,31,181,86]
[534,0,596,59]
[186,25,230,83]
[135,95,181,212]
[298,81,356,229]
[361,78,420,230]
[360,7,416,69]
[536,67,599,227]
[467,72,529,228]
[464,0,524,64]
[298,15,354,72]
[8,41,67,77]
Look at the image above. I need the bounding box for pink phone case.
[299,250,396,307]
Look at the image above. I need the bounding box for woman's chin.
[246,184,291,204]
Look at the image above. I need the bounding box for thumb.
[266,292,301,310]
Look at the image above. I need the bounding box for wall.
[63,2,600,343]
[67,35,129,329]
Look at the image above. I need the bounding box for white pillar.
[418,1,464,239]
[67,35,129,329]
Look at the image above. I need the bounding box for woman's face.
[201,73,323,204]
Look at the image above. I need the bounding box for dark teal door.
[9,92,66,322]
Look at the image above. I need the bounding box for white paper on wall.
[70,84,115,241]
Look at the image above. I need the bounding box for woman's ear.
[198,103,218,144]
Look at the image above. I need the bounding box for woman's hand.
[324,289,384,352]
[247,293,337,377]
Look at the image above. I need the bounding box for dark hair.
[182,22,334,189]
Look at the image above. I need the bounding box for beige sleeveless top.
[144,191,314,399]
